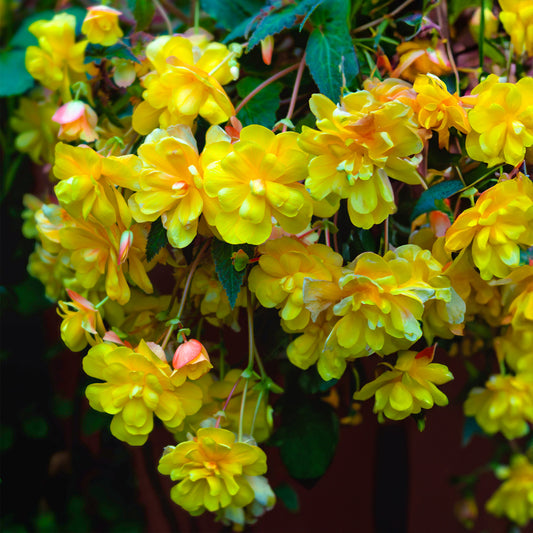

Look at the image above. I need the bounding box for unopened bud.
[118,230,133,264]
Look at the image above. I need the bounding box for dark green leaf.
[0,49,33,96]
[520,247,533,266]
[462,416,485,446]
[248,0,324,50]
[128,0,156,31]
[273,394,339,480]
[145,217,168,262]
[274,483,300,512]
[52,396,74,419]
[201,0,264,31]
[12,277,53,315]
[236,77,282,128]
[84,42,139,65]
[306,0,359,101]
[82,408,109,435]
[22,416,48,439]
[298,366,337,394]
[410,180,463,222]
[212,239,255,309]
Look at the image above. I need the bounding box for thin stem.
[153,0,173,34]
[325,223,331,248]
[235,62,300,114]
[436,0,460,93]
[215,376,242,428]
[333,211,340,254]
[238,378,249,442]
[352,0,414,34]
[384,217,389,252]
[249,388,264,439]
[160,0,189,23]
[253,345,266,378]
[282,51,307,133]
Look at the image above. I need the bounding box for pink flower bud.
[52,101,98,143]
[172,339,210,370]
[118,230,133,265]
[260,35,274,66]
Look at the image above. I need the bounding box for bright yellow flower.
[52,100,99,143]
[95,116,137,156]
[466,75,533,166]
[127,126,205,248]
[392,39,451,82]
[132,35,237,134]
[25,13,89,100]
[353,348,453,421]
[363,77,417,109]
[499,0,533,57]
[10,96,59,164]
[57,289,105,351]
[83,340,203,445]
[413,74,471,149]
[53,142,139,227]
[158,427,267,515]
[298,90,424,229]
[464,373,533,439]
[496,327,533,374]
[248,237,343,331]
[445,175,533,280]
[502,264,533,330]
[486,455,533,526]
[203,125,312,244]
[82,5,123,47]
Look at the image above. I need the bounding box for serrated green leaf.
[410,180,463,222]
[306,0,359,101]
[274,483,299,512]
[145,217,168,262]
[212,240,255,309]
[236,77,282,128]
[248,0,324,49]
[273,395,338,480]
[201,0,264,31]
[128,0,156,31]
[84,43,139,65]
[0,49,33,96]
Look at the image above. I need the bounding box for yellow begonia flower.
[53,142,139,227]
[496,327,533,374]
[158,427,267,515]
[25,13,89,100]
[445,175,533,280]
[203,125,313,245]
[486,455,533,526]
[10,97,59,164]
[298,90,424,229]
[392,39,451,82]
[132,35,237,134]
[499,0,533,57]
[248,237,343,331]
[127,126,205,248]
[83,341,203,445]
[81,5,123,47]
[502,264,533,330]
[353,349,453,420]
[57,289,105,351]
[464,373,533,439]
[466,75,533,166]
[363,77,417,109]
[413,74,471,149]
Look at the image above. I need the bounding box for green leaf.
[82,408,109,435]
[145,217,168,262]
[462,416,485,446]
[248,0,324,49]
[212,239,255,309]
[22,416,48,439]
[274,483,300,512]
[0,49,33,96]
[201,0,264,31]
[273,394,339,480]
[410,180,463,222]
[84,42,139,65]
[306,0,359,102]
[128,0,156,31]
[236,77,282,128]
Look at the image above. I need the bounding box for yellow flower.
[132,35,237,134]
[466,75,533,166]
[81,5,123,47]
[127,126,205,248]
[445,175,533,280]
[158,427,267,515]
[486,455,533,526]
[496,327,533,374]
[392,39,451,82]
[53,142,139,227]
[83,340,203,445]
[353,348,453,421]
[464,373,533,439]
[298,90,424,229]
[57,289,105,351]
[502,264,533,330]
[25,13,89,100]
[52,100,99,143]
[413,74,471,149]
[248,237,343,331]
[10,96,59,164]
[499,0,533,57]
[203,125,312,244]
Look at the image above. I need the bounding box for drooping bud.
[260,35,274,65]
[118,230,133,265]
[172,339,212,380]
[52,101,99,143]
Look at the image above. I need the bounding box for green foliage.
[410,180,463,222]
[145,217,168,262]
[236,77,283,128]
[128,0,156,31]
[201,0,264,32]
[84,42,139,65]
[274,483,300,512]
[272,392,339,480]
[306,0,359,101]
[0,50,34,96]
[212,239,255,309]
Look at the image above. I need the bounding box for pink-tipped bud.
[118,230,133,265]
[172,339,213,379]
[261,35,274,65]
[52,101,99,143]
